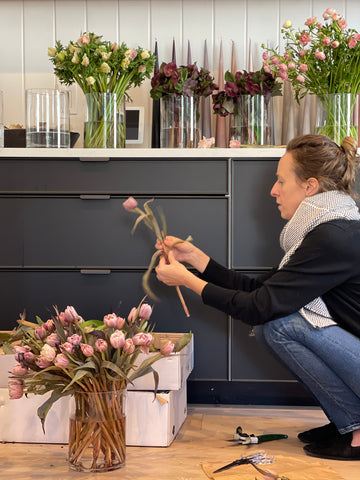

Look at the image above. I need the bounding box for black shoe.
[303,432,360,461]
[298,422,339,444]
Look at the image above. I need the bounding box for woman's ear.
[305,177,320,196]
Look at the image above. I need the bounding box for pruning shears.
[228,426,288,445]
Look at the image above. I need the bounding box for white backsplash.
[0,0,359,147]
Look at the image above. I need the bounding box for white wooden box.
[128,333,194,391]
[0,383,187,446]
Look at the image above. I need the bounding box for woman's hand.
[155,235,210,273]
[155,251,207,295]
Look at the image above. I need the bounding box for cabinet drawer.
[1,197,228,268]
[232,160,284,267]
[0,269,228,380]
[0,158,228,194]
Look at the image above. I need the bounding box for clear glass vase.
[160,95,200,148]
[231,95,272,146]
[84,93,126,148]
[315,93,359,144]
[68,388,126,472]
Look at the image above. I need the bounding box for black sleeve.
[201,222,356,325]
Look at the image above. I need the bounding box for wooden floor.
[1,405,358,480]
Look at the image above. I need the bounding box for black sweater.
[201,219,360,338]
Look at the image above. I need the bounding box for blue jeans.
[258,312,360,434]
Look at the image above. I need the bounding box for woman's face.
[271,151,315,220]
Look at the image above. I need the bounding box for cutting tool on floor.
[229,426,288,445]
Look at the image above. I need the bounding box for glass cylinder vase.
[315,93,359,144]
[160,95,200,148]
[84,93,126,148]
[231,95,272,146]
[68,388,126,472]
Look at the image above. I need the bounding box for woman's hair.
[286,134,359,196]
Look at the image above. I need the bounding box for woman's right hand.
[155,236,210,273]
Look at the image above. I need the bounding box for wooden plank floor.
[0,405,358,480]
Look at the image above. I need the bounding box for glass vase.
[231,95,272,146]
[68,388,126,472]
[84,93,126,148]
[315,93,359,144]
[160,95,200,148]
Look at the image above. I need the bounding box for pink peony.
[305,16,317,26]
[95,339,108,352]
[54,353,69,368]
[81,344,94,357]
[338,19,347,31]
[77,33,90,45]
[160,341,175,356]
[110,330,126,349]
[349,37,357,49]
[8,378,24,399]
[315,51,326,60]
[322,36,331,46]
[198,136,215,148]
[299,33,311,46]
[123,196,138,211]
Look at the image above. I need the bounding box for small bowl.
[4,129,80,148]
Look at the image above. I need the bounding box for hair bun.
[341,136,358,162]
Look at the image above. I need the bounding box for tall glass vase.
[231,95,272,146]
[315,93,359,144]
[84,93,126,148]
[160,95,200,148]
[68,388,126,472]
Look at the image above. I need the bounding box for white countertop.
[0,147,286,159]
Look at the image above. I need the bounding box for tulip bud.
[123,196,138,211]
[160,341,175,356]
[283,20,292,29]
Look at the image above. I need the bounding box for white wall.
[0,0,359,147]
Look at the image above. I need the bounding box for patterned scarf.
[279,191,360,328]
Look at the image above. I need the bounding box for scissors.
[213,452,290,479]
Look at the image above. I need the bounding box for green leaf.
[62,369,89,391]
[37,388,72,433]
[101,360,131,382]
[174,332,192,352]
[128,352,163,383]
[81,319,105,329]
[142,250,162,301]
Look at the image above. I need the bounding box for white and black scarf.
[279,191,360,328]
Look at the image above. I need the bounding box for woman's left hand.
[155,250,190,287]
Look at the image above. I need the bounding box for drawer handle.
[79,157,110,162]
[80,269,111,275]
[80,195,110,200]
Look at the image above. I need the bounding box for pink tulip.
[139,303,152,320]
[46,333,61,347]
[270,56,280,65]
[288,62,296,70]
[160,341,175,356]
[229,139,241,148]
[323,8,336,20]
[127,307,137,324]
[299,63,308,72]
[116,316,126,329]
[322,36,331,46]
[132,333,154,346]
[11,364,28,376]
[43,319,55,333]
[332,41,339,48]
[279,70,288,80]
[14,345,31,363]
[67,334,82,346]
[103,313,118,328]
[23,351,36,366]
[262,52,269,61]
[110,330,126,349]
[299,49,307,57]
[64,306,80,323]
[8,379,24,399]
[34,325,47,340]
[40,344,56,362]
[60,342,75,354]
[315,51,326,60]
[123,338,135,354]
[279,63,287,71]
[296,74,305,83]
[263,65,271,73]
[355,33,360,41]
[299,33,311,46]
[54,353,69,368]
[123,196,138,211]
[81,343,94,357]
[36,356,52,369]
[95,339,108,353]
